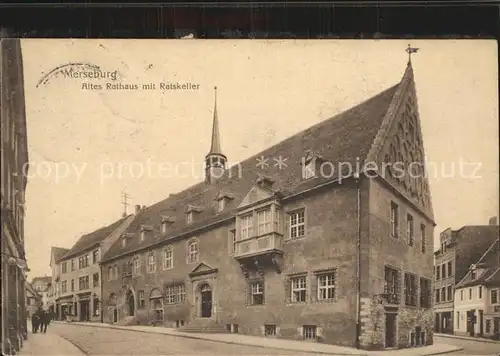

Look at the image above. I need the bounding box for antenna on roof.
[121,190,131,218]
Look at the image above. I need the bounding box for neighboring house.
[56,214,135,322]
[454,238,500,339]
[101,62,435,351]
[434,218,499,334]
[47,246,70,319]
[25,281,41,318]
[0,34,30,355]
[31,276,51,310]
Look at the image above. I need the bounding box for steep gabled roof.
[51,246,70,264]
[456,238,500,289]
[102,73,404,263]
[61,216,131,261]
[31,276,51,290]
[25,281,41,299]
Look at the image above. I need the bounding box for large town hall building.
[100,61,435,350]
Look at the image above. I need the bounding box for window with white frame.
[186,212,193,224]
[317,272,336,301]
[147,252,156,273]
[240,214,253,239]
[291,276,307,303]
[229,229,236,254]
[257,208,271,235]
[161,221,167,234]
[218,198,225,213]
[249,280,264,305]
[163,246,173,269]
[303,160,316,179]
[140,230,146,242]
[133,256,141,275]
[187,239,198,263]
[407,214,414,246]
[122,238,127,248]
[275,208,281,233]
[289,210,305,239]
[108,266,113,281]
[164,284,186,304]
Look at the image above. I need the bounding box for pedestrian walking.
[31,311,40,333]
[40,310,50,334]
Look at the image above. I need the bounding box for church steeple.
[205,86,227,184]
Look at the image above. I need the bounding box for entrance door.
[113,309,118,323]
[200,284,212,318]
[79,301,90,321]
[479,310,484,336]
[435,313,440,333]
[127,292,135,316]
[385,313,397,348]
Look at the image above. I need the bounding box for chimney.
[489,216,498,226]
[134,205,141,215]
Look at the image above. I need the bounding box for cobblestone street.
[433,335,500,355]
[48,323,321,355]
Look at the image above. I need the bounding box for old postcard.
[2,39,499,355]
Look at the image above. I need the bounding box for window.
[435,289,440,303]
[384,266,400,304]
[420,278,431,308]
[164,284,186,304]
[240,214,253,239]
[441,264,446,279]
[486,319,491,333]
[317,272,336,301]
[186,212,193,224]
[113,265,118,280]
[218,199,225,213]
[291,276,307,303]
[61,281,67,293]
[108,266,113,281]
[436,265,440,280]
[448,261,453,277]
[460,289,463,301]
[78,276,90,290]
[140,230,146,242]
[491,289,498,304]
[390,202,399,238]
[471,270,476,280]
[229,229,236,255]
[289,210,305,239]
[407,214,414,246]
[441,287,446,302]
[133,256,141,275]
[257,208,272,235]
[187,239,199,263]
[92,250,99,264]
[79,255,89,269]
[275,208,281,233]
[71,279,75,292]
[163,246,173,269]
[93,273,99,288]
[404,273,417,306]
[421,224,426,253]
[441,242,446,254]
[303,160,316,179]
[138,290,145,308]
[447,285,453,301]
[147,252,156,273]
[161,221,167,234]
[457,312,460,329]
[122,238,127,248]
[62,262,67,274]
[71,259,75,271]
[303,325,317,340]
[249,280,265,305]
[479,286,482,299]
[264,324,276,336]
[469,288,472,300]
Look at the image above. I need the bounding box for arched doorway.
[126,290,135,316]
[199,283,212,318]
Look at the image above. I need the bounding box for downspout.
[355,172,361,349]
[100,260,104,323]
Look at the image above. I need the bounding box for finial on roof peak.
[405,44,419,65]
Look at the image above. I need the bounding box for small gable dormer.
[186,205,203,224]
[139,225,153,242]
[160,215,176,233]
[256,173,275,191]
[121,232,134,248]
[301,150,325,179]
[216,191,235,213]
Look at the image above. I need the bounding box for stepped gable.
[102,82,401,263]
[62,215,131,260]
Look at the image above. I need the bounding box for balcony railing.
[234,232,283,258]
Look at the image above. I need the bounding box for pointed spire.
[209,86,222,155]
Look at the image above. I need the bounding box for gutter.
[354,171,361,349]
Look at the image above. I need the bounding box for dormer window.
[216,191,234,213]
[187,212,194,224]
[218,199,225,213]
[256,174,275,190]
[186,205,202,224]
[140,225,153,242]
[160,215,175,233]
[121,238,127,248]
[140,230,146,242]
[301,151,325,180]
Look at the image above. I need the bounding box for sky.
[20,39,499,279]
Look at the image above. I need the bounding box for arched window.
[187,239,199,264]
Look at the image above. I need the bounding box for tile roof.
[102,71,406,263]
[61,216,131,261]
[52,246,70,263]
[456,238,500,289]
[31,276,51,285]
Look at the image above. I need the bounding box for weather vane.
[406,44,420,64]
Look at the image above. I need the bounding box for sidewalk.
[435,332,500,344]
[18,329,85,356]
[54,321,463,355]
